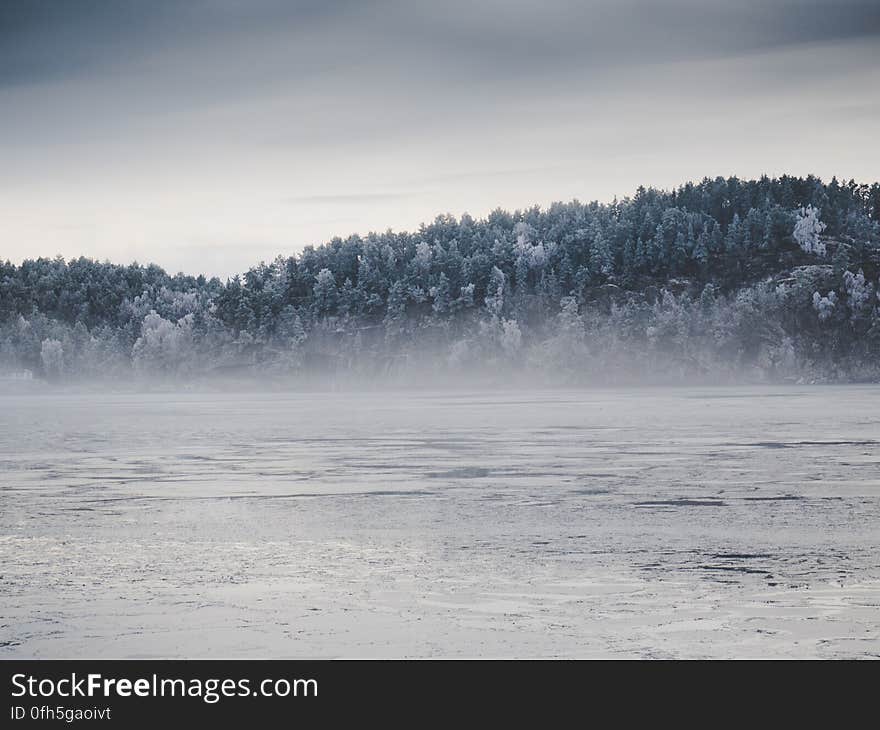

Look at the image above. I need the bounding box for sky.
[1,1,879,279]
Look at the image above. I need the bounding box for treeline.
[2,175,880,384]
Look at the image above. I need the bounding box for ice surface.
[1,386,878,658]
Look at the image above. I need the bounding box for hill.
[2,175,880,384]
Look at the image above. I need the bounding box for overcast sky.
[2,1,878,278]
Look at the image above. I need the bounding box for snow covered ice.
[1,386,878,658]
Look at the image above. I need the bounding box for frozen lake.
[1,386,879,658]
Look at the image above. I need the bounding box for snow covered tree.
[485,266,505,318]
[430,273,451,315]
[131,311,195,375]
[794,205,827,256]
[40,338,64,379]
[312,268,338,314]
[842,270,873,324]
[812,290,837,321]
[589,231,614,280]
[413,241,432,272]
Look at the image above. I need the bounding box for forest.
[2,175,880,385]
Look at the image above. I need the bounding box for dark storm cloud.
[0,0,361,86]
[0,0,173,85]
[384,1,880,80]
[1,1,878,89]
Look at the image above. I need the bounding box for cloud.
[3,1,878,90]
[0,0,364,86]
[285,192,417,205]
